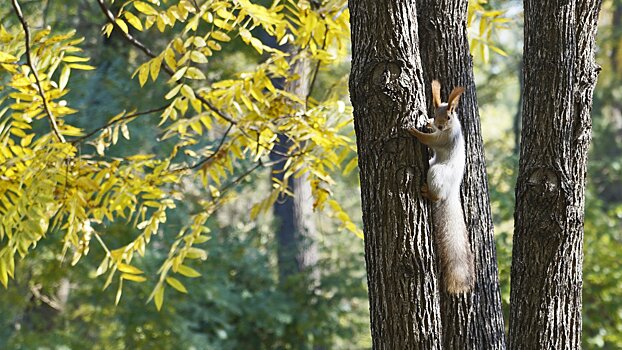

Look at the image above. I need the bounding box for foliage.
[0,0,359,309]
[467,0,512,63]
[0,206,370,349]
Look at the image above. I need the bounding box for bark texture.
[349,1,443,348]
[416,1,506,348]
[509,1,602,349]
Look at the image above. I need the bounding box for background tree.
[509,0,603,348]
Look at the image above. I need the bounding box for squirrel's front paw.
[421,184,440,202]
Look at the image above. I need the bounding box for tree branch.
[95,0,236,125]
[176,123,234,172]
[70,104,171,144]
[12,0,65,143]
[305,22,329,111]
[95,0,173,75]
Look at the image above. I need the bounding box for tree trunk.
[349,1,443,348]
[271,56,319,282]
[509,1,602,349]
[513,59,523,156]
[416,1,506,348]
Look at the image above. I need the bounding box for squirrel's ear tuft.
[431,80,442,109]
[447,86,465,113]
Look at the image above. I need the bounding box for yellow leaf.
[343,157,358,176]
[192,36,206,48]
[138,64,149,86]
[59,65,70,91]
[177,265,201,278]
[121,273,147,282]
[165,84,182,99]
[185,67,205,80]
[150,56,162,81]
[20,133,35,147]
[181,85,195,100]
[210,31,231,42]
[190,51,208,64]
[117,263,144,274]
[185,247,207,260]
[124,12,144,31]
[10,128,26,137]
[68,63,95,70]
[170,66,188,81]
[62,56,89,63]
[134,1,158,16]
[250,37,263,54]
[154,285,164,310]
[239,28,252,43]
[115,18,129,34]
[166,276,188,293]
[121,124,130,140]
[115,278,123,305]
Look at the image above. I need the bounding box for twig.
[305,22,329,111]
[218,156,296,196]
[95,0,236,125]
[219,160,264,195]
[12,0,65,143]
[177,123,233,171]
[96,0,174,75]
[71,104,170,144]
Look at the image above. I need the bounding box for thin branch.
[219,156,296,195]
[305,22,329,111]
[176,123,233,172]
[219,160,264,195]
[95,0,174,75]
[95,0,236,125]
[71,103,170,144]
[12,0,65,143]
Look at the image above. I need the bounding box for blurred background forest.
[0,0,621,349]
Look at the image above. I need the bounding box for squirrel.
[408,80,474,294]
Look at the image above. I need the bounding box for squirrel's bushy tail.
[433,194,474,294]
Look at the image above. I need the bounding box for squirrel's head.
[431,80,465,131]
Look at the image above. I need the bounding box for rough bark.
[416,1,506,348]
[349,1,443,348]
[509,1,602,349]
[513,59,523,156]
